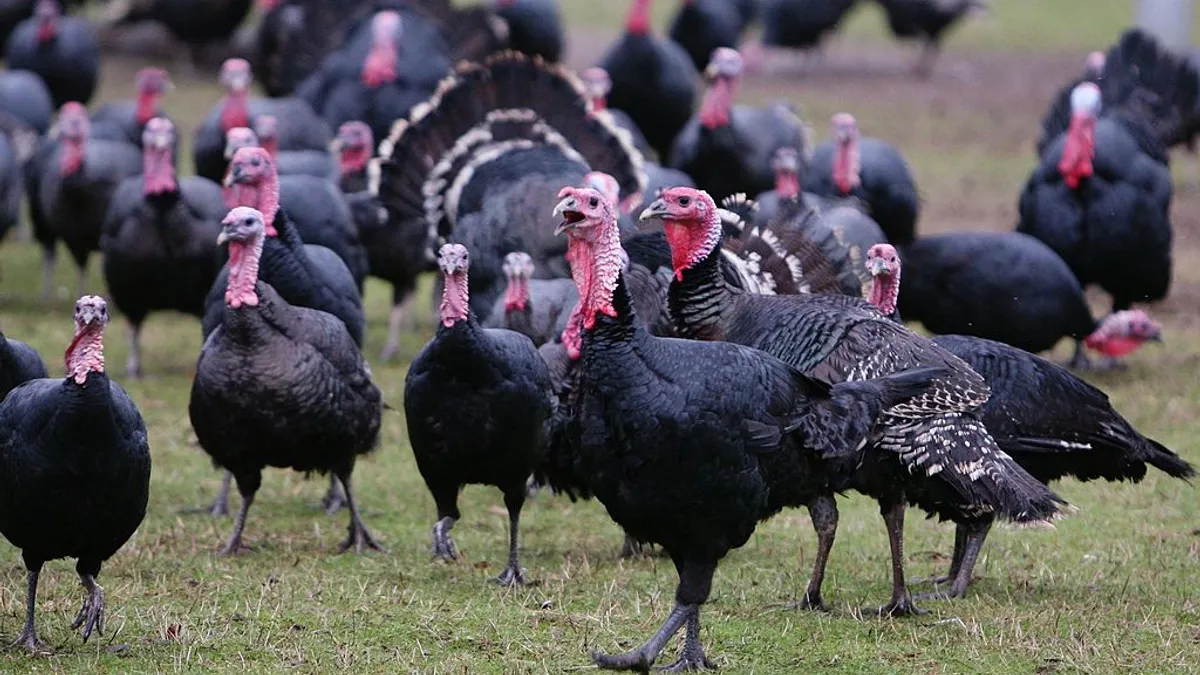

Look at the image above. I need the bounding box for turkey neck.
[143,144,177,199]
[220,89,251,133]
[625,0,652,36]
[668,244,735,341]
[59,136,86,177]
[135,91,161,125]
[65,323,105,386]
[36,14,57,43]
[833,137,860,194]
[867,269,900,318]
[225,236,265,309]
[775,169,800,199]
[260,135,279,161]
[1058,113,1095,189]
[699,75,737,130]
[362,25,398,88]
[440,270,470,328]
[339,146,370,178]
[224,176,280,229]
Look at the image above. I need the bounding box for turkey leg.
[8,564,47,653]
[127,323,142,379]
[207,471,233,517]
[793,494,838,611]
[40,250,56,303]
[872,500,926,617]
[921,520,991,600]
[493,487,528,586]
[920,521,968,586]
[336,471,384,553]
[320,474,346,515]
[380,294,416,361]
[619,532,645,559]
[220,473,260,554]
[70,567,105,642]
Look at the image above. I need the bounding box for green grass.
[2,1,1200,673]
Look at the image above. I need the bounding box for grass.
[2,1,1200,672]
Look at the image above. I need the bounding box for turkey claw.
[491,565,527,586]
[592,647,655,672]
[71,584,105,642]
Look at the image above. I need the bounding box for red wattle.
[626,0,651,35]
[219,92,250,133]
[1086,335,1144,358]
[775,172,800,199]
[699,79,734,130]
[1058,115,1095,190]
[362,45,398,88]
[135,93,158,125]
[59,140,84,176]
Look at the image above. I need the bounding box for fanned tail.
[375,51,646,248]
[722,197,864,297]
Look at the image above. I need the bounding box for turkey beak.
[638,198,669,223]
[216,228,231,245]
[223,166,244,187]
[552,197,580,235]
[867,257,888,276]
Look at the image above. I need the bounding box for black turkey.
[0,331,47,399]
[0,296,151,652]
[4,0,98,107]
[404,243,556,585]
[189,207,382,554]
[101,118,226,378]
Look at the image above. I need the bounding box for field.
[2,1,1200,673]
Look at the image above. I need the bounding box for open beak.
[553,196,582,236]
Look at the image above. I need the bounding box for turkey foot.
[657,613,715,672]
[336,473,384,553]
[619,533,645,559]
[787,591,829,612]
[492,563,527,586]
[432,516,458,561]
[8,626,49,654]
[71,575,105,642]
[872,594,927,618]
[320,475,346,515]
[592,602,694,672]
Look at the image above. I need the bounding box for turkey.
[553,185,944,668]
[1035,50,1106,158]
[599,0,699,160]
[221,133,369,288]
[0,69,53,136]
[580,67,652,158]
[872,0,988,77]
[201,147,363,517]
[494,0,563,62]
[1039,29,1198,164]
[405,243,555,584]
[88,68,176,153]
[0,296,151,652]
[669,47,812,203]
[296,9,453,146]
[27,102,143,302]
[806,113,920,245]
[375,50,645,318]
[483,251,577,346]
[189,206,383,554]
[857,249,1192,599]
[0,331,47,399]
[893,232,1164,368]
[254,114,337,180]
[193,58,332,184]
[1017,83,1173,317]
[4,0,98,107]
[646,186,1067,615]
[101,118,227,378]
[107,0,252,68]
[668,0,744,73]
[743,0,857,73]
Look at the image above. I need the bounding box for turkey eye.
[589,197,598,208]
[679,197,690,206]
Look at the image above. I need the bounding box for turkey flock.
[0,0,1196,670]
